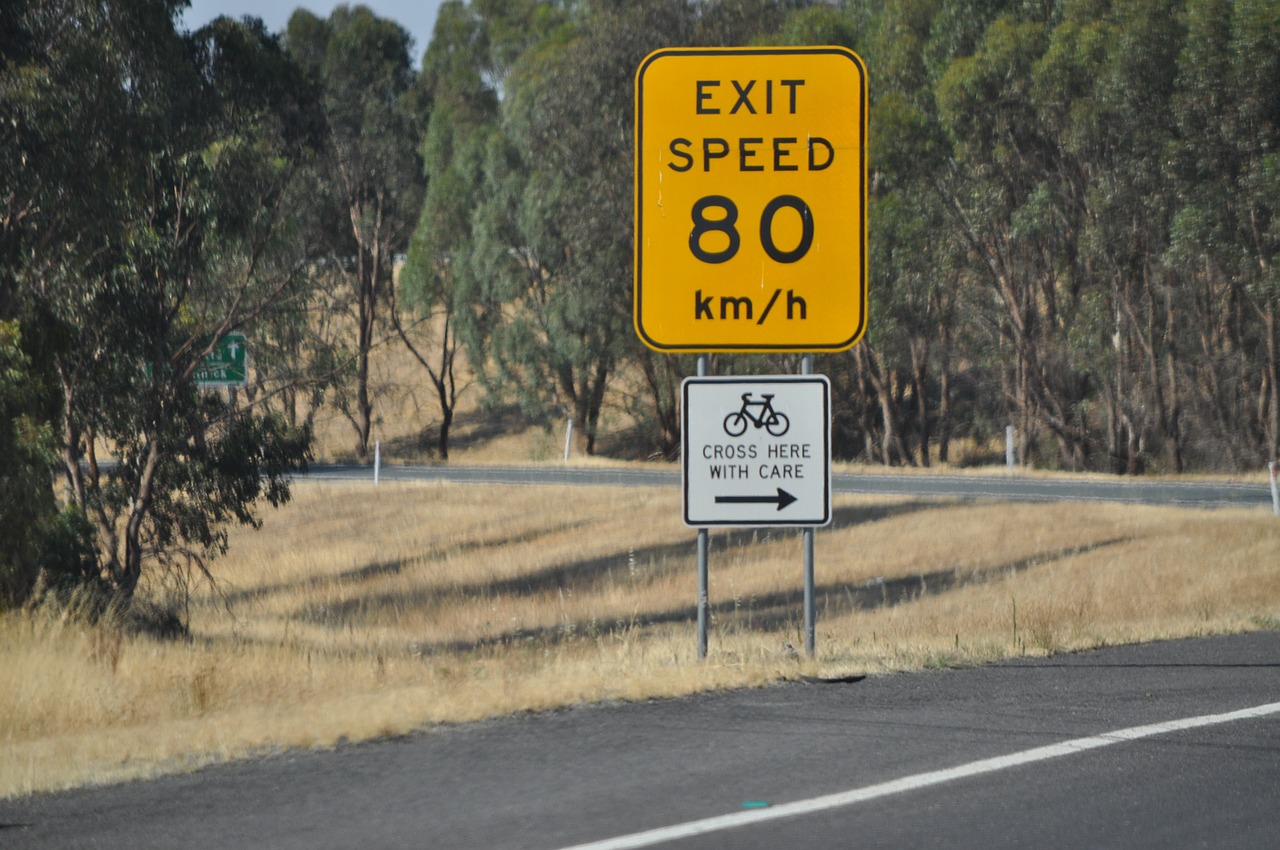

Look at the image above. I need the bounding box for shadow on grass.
[449,404,550,452]
[410,535,1133,656]
[287,501,941,628]
[264,493,1131,658]
[218,516,600,607]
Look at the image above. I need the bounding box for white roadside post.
[696,356,710,660]
[1270,462,1279,517]
[374,440,381,485]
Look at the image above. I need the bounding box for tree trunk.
[117,440,162,600]
[581,356,612,456]
[860,346,913,466]
[639,349,681,457]
[910,339,931,467]
[937,323,953,465]
[1266,299,1280,463]
[1163,282,1184,472]
[437,405,453,461]
[353,244,375,463]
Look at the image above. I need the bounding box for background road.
[3,632,1277,849]
[313,462,1277,510]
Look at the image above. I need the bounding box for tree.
[1168,0,1280,467]
[454,2,693,455]
[3,1,316,612]
[0,1,92,603]
[388,0,1280,473]
[395,1,507,460]
[0,322,88,605]
[934,9,1107,470]
[285,5,426,463]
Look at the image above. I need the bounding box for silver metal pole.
[697,525,709,660]
[696,354,710,659]
[801,354,816,658]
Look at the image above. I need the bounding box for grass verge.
[3,478,1278,798]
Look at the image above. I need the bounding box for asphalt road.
[311,463,1277,510]
[3,631,1277,849]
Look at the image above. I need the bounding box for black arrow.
[715,488,798,510]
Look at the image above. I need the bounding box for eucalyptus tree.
[285,5,426,463]
[1168,0,1280,468]
[2,1,318,612]
[397,0,570,459]
[857,0,959,466]
[0,0,104,603]
[76,14,318,606]
[776,0,975,466]
[461,0,696,455]
[1026,0,1187,473]
[0,323,75,606]
[933,8,1106,470]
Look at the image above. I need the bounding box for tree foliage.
[404,0,1280,472]
[2,1,316,613]
[8,0,1280,618]
[285,4,426,462]
[388,0,1277,470]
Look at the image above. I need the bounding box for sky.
[180,0,447,65]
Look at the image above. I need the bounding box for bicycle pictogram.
[723,393,790,437]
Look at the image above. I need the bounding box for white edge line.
[555,701,1280,850]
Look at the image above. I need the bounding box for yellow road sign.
[634,46,867,352]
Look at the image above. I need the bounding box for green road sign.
[194,333,248,388]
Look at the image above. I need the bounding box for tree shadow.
[289,501,942,627]
[271,489,1127,658]
[218,516,599,607]
[448,404,550,452]
[409,535,1132,655]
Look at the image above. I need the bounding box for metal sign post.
[696,355,710,659]
[683,371,831,660]
[635,46,868,661]
[801,354,816,656]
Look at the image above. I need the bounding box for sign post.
[684,371,830,658]
[696,355,710,660]
[635,46,866,659]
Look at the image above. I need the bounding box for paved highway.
[3,631,1277,848]
[313,462,1276,510]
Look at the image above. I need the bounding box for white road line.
[555,701,1280,850]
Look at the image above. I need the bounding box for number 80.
[688,194,815,265]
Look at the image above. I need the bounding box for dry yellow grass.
[3,477,1278,800]
[11,270,1278,800]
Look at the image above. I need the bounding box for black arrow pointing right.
[714,488,797,511]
